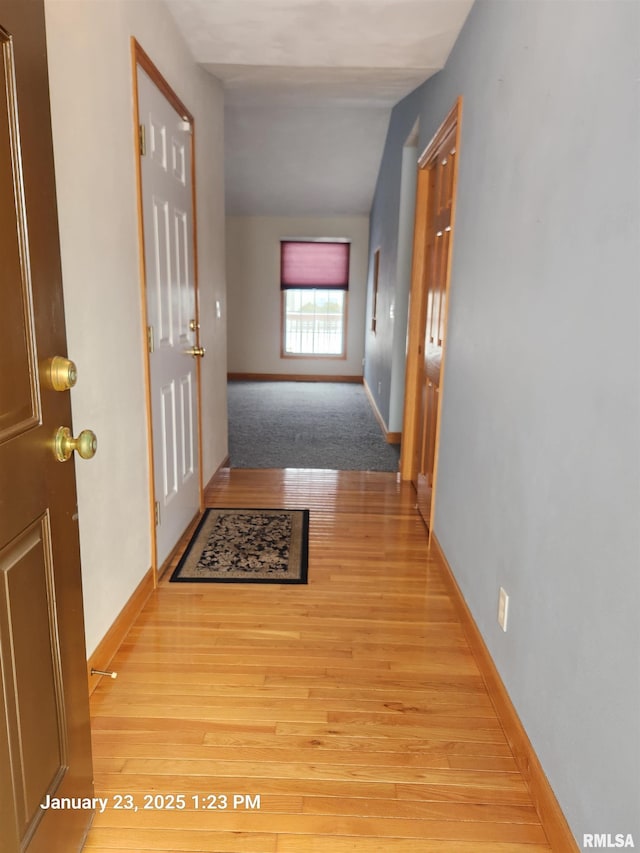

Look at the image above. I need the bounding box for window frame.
[279,239,350,360]
[280,288,349,360]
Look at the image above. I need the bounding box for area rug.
[170,508,309,584]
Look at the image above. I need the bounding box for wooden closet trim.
[400,97,462,537]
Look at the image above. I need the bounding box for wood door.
[403,101,461,534]
[136,61,202,570]
[0,3,94,851]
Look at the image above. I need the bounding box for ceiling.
[164,0,474,216]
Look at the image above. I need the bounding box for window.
[280,239,350,358]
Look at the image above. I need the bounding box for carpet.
[227,381,400,471]
[170,508,309,584]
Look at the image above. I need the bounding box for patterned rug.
[170,508,309,584]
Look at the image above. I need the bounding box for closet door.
[409,110,460,533]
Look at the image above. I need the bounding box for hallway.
[85,468,552,851]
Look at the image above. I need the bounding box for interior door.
[137,64,201,569]
[0,2,94,850]
[409,108,460,532]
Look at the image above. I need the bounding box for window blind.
[280,240,350,290]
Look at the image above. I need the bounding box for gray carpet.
[227,381,400,471]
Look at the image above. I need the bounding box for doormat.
[170,508,309,584]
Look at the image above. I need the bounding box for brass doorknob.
[48,356,78,391]
[186,346,205,358]
[53,427,98,462]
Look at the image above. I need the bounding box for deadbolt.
[48,356,78,392]
[53,427,98,462]
[186,346,205,358]
[189,319,200,332]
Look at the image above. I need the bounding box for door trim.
[400,97,462,540]
[131,39,204,583]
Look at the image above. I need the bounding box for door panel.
[152,197,174,345]
[0,517,65,828]
[0,27,40,441]
[180,373,195,480]
[0,3,94,850]
[138,66,200,567]
[161,380,178,502]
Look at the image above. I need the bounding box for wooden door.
[0,2,94,851]
[136,58,202,570]
[402,100,461,534]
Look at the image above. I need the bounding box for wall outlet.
[498,587,509,632]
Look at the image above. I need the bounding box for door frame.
[131,39,204,582]
[400,97,462,538]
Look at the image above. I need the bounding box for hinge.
[154,502,160,527]
[147,325,154,353]
[139,123,146,156]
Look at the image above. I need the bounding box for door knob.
[47,356,78,391]
[186,346,205,358]
[53,427,98,462]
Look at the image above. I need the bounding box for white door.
[138,67,201,567]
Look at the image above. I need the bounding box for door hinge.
[147,325,154,353]
[139,123,146,156]
[154,501,160,527]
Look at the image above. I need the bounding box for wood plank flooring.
[84,468,552,852]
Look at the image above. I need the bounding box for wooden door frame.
[131,39,204,583]
[400,97,462,539]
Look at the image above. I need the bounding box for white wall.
[44,0,227,657]
[226,216,369,376]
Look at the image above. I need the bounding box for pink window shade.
[280,241,350,290]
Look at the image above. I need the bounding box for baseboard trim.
[206,455,230,488]
[228,372,363,383]
[157,509,204,581]
[87,567,154,695]
[203,455,230,500]
[431,534,579,852]
[86,455,234,696]
[362,378,402,445]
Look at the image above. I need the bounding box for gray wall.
[388,139,418,432]
[365,92,423,425]
[365,0,640,846]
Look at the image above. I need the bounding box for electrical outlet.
[498,587,509,632]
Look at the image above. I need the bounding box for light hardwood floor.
[84,468,553,852]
